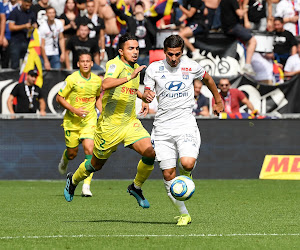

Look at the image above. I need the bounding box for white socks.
[164,179,189,215]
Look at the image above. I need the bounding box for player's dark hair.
[118,33,138,50]
[274,17,284,23]
[78,50,92,60]
[164,35,184,52]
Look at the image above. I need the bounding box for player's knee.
[163,168,176,181]
[180,158,196,171]
[67,152,77,160]
[143,147,155,159]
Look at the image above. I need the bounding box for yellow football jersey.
[58,71,102,131]
[100,56,140,126]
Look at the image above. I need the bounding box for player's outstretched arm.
[202,73,224,115]
[102,65,147,91]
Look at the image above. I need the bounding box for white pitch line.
[1,233,300,240]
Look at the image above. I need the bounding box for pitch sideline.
[1,233,300,240]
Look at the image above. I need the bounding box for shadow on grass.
[64,219,174,225]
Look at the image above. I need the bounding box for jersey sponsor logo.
[107,64,116,73]
[165,81,186,91]
[76,97,96,103]
[160,91,189,98]
[181,67,192,71]
[121,86,138,95]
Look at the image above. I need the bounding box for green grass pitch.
[1,179,300,249]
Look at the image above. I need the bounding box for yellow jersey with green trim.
[58,71,102,131]
[100,56,139,126]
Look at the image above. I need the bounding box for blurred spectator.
[8,0,37,69]
[75,0,105,61]
[273,17,297,66]
[284,42,300,78]
[65,23,102,70]
[110,0,156,66]
[98,0,119,60]
[39,6,65,70]
[59,0,79,41]
[31,0,49,26]
[48,0,66,17]
[193,79,209,116]
[275,0,300,36]
[76,0,88,16]
[7,69,46,115]
[176,0,208,60]
[251,52,274,84]
[220,0,257,76]
[204,0,221,31]
[243,0,273,31]
[1,0,14,68]
[212,78,255,114]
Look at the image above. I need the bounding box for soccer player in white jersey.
[143,35,224,226]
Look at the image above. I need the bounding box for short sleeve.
[194,64,206,80]
[104,60,123,79]
[58,75,73,98]
[143,65,156,91]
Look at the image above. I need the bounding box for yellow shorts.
[65,125,96,148]
[93,119,150,159]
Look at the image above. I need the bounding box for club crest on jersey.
[165,81,186,91]
[159,66,164,71]
[182,72,189,79]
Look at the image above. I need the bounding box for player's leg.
[177,127,201,179]
[64,125,114,202]
[126,120,155,208]
[161,160,192,226]
[58,130,79,175]
[81,138,95,197]
[64,154,107,202]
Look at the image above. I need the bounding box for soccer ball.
[170,176,195,201]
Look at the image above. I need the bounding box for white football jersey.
[144,57,206,128]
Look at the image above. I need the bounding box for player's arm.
[142,89,155,103]
[95,95,102,113]
[102,65,146,90]
[201,73,224,115]
[56,94,88,118]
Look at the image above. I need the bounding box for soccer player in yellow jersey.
[64,33,156,208]
[57,50,102,197]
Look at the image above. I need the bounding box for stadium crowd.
[1,0,300,74]
[2,0,300,116]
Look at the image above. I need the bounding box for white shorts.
[151,126,201,170]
